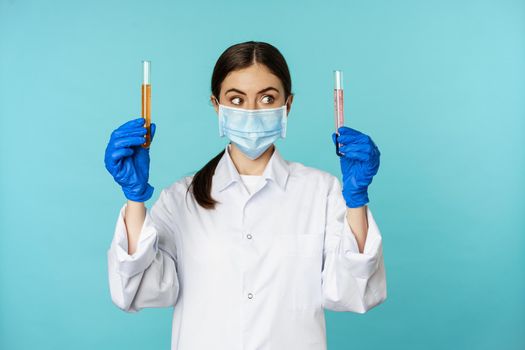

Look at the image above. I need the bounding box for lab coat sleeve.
[107,188,180,313]
[321,175,387,313]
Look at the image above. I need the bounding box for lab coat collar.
[214,143,290,193]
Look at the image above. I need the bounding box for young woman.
[104,41,386,350]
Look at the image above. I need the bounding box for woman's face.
[211,63,293,114]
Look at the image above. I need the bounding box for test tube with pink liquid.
[334,70,344,156]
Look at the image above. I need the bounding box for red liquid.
[334,88,344,131]
[334,89,344,154]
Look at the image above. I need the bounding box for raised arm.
[107,188,181,313]
[124,200,147,255]
[321,176,387,313]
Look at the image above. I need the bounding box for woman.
[104,41,386,350]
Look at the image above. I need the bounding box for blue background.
[1,0,524,349]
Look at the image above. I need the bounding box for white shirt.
[240,174,263,195]
[107,143,387,350]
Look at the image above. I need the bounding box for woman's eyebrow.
[224,87,280,95]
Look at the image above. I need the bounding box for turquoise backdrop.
[1,0,523,349]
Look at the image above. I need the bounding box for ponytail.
[187,149,225,209]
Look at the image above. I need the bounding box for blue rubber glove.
[331,126,380,208]
[104,117,157,202]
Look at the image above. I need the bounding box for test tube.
[334,70,344,156]
[142,60,152,148]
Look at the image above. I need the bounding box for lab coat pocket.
[275,233,324,310]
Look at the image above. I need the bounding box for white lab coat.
[107,144,387,350]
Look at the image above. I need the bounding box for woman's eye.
[231,97,242,105]
[261,95,275,104]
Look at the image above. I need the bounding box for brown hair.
[187,41,293,209]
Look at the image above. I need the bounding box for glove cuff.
[122,183,154,202]
[342,186,369,208]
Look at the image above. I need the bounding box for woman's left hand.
[331,126,381,208]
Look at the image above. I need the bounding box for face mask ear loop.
[213,96,227,137]
[281,105,287,138]
[218,103,225,137]
[280,95,289,138]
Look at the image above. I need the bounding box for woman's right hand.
[104,117,157,202]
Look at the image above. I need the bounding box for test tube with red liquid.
[142,60,152,148]
[334,70,344,156]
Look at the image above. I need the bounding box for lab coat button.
[246,233,252,239]
[247,293,253,299]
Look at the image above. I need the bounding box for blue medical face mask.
[217,100,289,160]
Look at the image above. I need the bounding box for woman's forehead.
[221,64,284,94]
